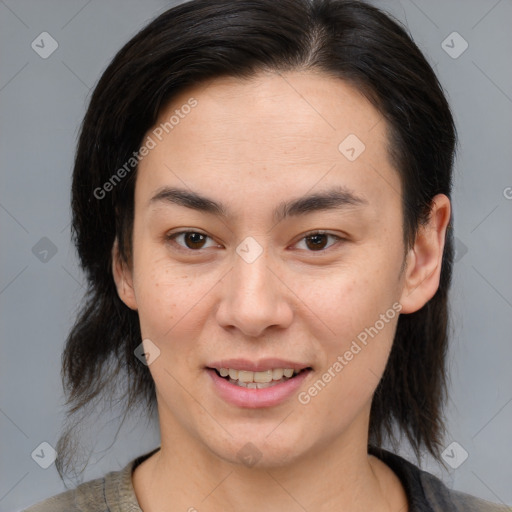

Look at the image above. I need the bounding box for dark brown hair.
[56,0,456,481]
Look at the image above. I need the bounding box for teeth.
[238,370,253,383]
[229,377,287,389]
[272,368,284,380]
[217,367,300,384]
[254,370,273,383]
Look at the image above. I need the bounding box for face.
[114,70,439,468]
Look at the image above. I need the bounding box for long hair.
[56,0,456,481]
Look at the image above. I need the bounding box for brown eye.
[295,232,342,252]
[183,232,206,249]
[167,231,216,251]
[304,233,329,251]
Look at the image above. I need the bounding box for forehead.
[136,70,401,214]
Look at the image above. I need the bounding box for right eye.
[166,231,221,251]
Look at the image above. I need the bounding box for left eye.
[294,232,342,251]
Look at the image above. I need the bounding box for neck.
[133,413,407,512]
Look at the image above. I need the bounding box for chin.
[201,424,314,469]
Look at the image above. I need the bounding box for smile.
[206,361,313,408]
[214,367,306,388]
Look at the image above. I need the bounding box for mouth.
[205,359,313,408]
[209,366,312,389]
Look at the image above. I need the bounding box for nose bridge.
[234,244,272,296]
[216,238,293,336]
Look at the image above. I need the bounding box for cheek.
[296,249,401,399]
[131,249,219,344]
[134,272,176,336]
[301,255,400,344]
[298,297,399,435]
[131,248,187,334]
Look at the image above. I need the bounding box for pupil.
[306,234,327,250]
[186,232,205,249]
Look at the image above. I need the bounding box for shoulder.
[420,470,510,512]
[21,475,107,512]
[369,446,510,512]
[21,448,159,512]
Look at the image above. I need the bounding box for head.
[57,0,456,479]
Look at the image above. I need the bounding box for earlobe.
[399,194,451,314]
[111,239,138,311]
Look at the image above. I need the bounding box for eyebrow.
[149,185,368,223]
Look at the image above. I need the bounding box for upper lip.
[207,358,312,372]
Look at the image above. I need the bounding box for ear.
[111,239,138,310]
[399,194,451,314]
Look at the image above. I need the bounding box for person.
[23,0,509,511]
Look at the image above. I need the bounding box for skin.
[113,70,451,512]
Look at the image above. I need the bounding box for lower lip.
[206,368,312,408]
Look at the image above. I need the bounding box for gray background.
[1,0,511,510]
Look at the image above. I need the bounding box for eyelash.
[165,230,344,254]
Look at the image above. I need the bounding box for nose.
[215,244,293,338]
